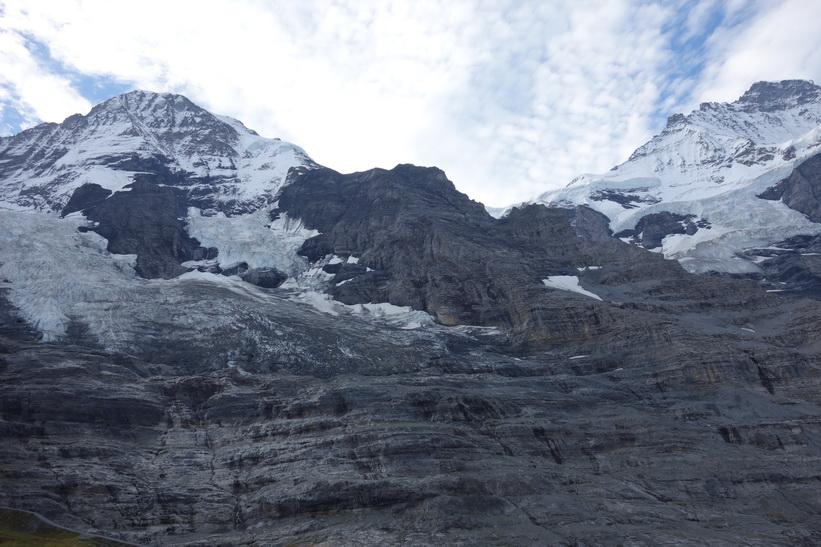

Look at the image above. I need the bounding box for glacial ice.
[0,210,143,341]
[0,207,435,342]
[186,206,317,276]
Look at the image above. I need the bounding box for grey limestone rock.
[80,180,207,279]
[758,152,821,222]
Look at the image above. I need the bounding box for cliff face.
[2,289,820,546]
[0,90,820,546]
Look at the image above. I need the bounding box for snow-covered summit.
[0,90,317,214]
[535,80,821,273]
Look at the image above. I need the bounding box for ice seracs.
[185,204,318,278]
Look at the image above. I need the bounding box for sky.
[1,0,821,207]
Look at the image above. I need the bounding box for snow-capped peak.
[534,80,821,274]
[0,90,317,214]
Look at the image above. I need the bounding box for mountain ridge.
[0,89,316,215]
[0,85,820,546]
[533,80,821,286]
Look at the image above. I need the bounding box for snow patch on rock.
[542,276,603,301]
[288,290,434,329]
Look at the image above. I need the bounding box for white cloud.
[421,0,680,204]
[0,29,91,128]
[696,0,821,103]
[1,0,819,206]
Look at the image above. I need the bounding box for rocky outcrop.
[60,183,112,217]
[77,180,208,279]
[738,79,821,112]
[614,211,710,249]
[737,233,821,299]
[758,152,821,222]
[558,204,615,243]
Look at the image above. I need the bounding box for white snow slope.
[533,80,821,274]
[542,276,602,301]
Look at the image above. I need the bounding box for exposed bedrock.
[1,326,819,546]
[758,152,821,222]
[70,180,208,279]
[614,211,707,249]
[277,165,778,352]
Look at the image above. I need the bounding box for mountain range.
[535,80,821,297]
[0,82,820,545]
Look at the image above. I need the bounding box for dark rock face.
[60,183,112,217]
[558,205,614,243]
[737,234,821,299]
[1,288,820,546]
[758,152,821,222]
[589,188,661,209]
[218,262,288,288]
[614,211,709,249]
[277,165,761,352]
[238,267,287,288]
[278,164,511,325]
[738,79,821,111]
[79,180,207,279]
[278,165,647,331]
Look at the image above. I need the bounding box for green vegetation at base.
[0,508,130,546]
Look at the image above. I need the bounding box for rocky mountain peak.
[737,79,821,110]
[658,80,821,134]
[93,90,206,119]
[535,79,821,280]
[85,90,243,148]
[0,91,315,214]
